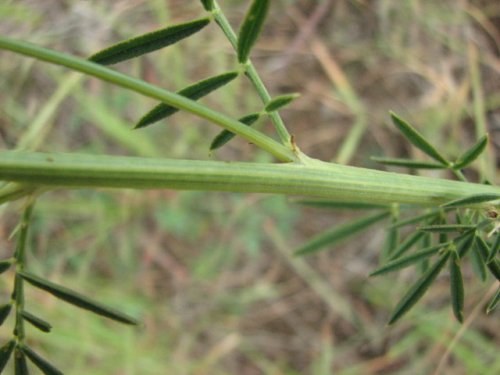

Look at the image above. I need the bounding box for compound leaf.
[237,0,270,63]
[389,112,449,166]
[19,271,139,325]
[388,252,450,325]
[89,18,210,65]
[453,134,488,169]
[295,211,389,256]
[136,71,239,128]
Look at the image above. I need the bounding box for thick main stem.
[0,151,498,208]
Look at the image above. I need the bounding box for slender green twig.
[210,1,292,146]
[0,36,296,163]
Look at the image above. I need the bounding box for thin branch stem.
[0,36,296,163]
[211,1,292,146]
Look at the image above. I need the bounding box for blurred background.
[0,0,499,374]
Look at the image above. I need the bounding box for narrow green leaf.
[14,347,29,375]
[18,271,139,325]
[487,232,499,263]
[136,71,239,129]
[89,18,210,65]
[380,208,400,261]
[457,231,476,258]
[389,210,440,229]
[0,259,13,274]
[237,0,270,63]
[21,311,52,333]
[475,235,500,280]
[389,230,425,260]
[294,211,389,256]
[210,113,260,150]
[0,304,12,326]
[389,112,449,166]
[264,93,300,112]
[418,224,476,233]
[294,199,389,210]
[200,0,214,11]
[371,157,445,169]
[22,346,63,375]
[449,251,464,323]
[486,287,499,314]
[388,252,450,325]
[470,245,487,282]
[453,134,488,169]
[0,340,15,372]
[441,193,500,208]
[370,242,445,276]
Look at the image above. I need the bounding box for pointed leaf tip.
[89,17,210,65]
[19,271,139,325]
[237,0,270,63]
[389,112,449,166]
[21,311,52,333]
[0,340,15,372]
[22,346,63,375]
[453,134,488,170]
[486,287,499,314]
[440,193,500,208]
[388,252,450,325]
[210,113,260,150]
[0,304,12,326]
[265,93,300,112]
[135,71,239,129]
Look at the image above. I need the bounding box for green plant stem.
[0,151,498,208]
[0,36,295,163]
[12,198,35,343]
[211,1,292,146]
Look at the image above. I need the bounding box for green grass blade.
[294,211,389,256]
[18,271,139,325]
[441,193,500,208]
[14,347,29,375]
[418,224,476,233]
[486,286,499,314]
[0,259,13,274]
[264,93,300,112]
[22,346,63,375]
[210,113,260,150]
[0,340,15,372]
[135,71,239,128]
[371,157,445,169]
[294,199,389,210]
[389,112,449,166]
[453,134,489,170]
[237,0,270,63]
[89,18,210,65]
[21,311,52,333]
[388,251,450,325]
[0,304,12,326]
[449,251,465,323]
[370,242,445,276]
[200,0,214,11]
